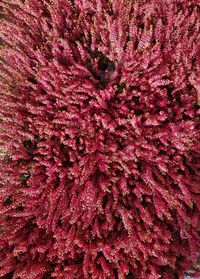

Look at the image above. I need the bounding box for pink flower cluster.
[0,0,199,278]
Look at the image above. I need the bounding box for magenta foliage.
[0,0,200,278]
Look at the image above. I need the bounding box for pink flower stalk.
[0,0,199,278]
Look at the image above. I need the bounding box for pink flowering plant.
[0,0,199,278]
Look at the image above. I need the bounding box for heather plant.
[0,0,199,278]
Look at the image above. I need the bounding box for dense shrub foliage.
[0,0,199,278]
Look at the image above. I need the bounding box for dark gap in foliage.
[182,113,191,120]
[174,91,183,106]
[162,17,168,26]
[165,85,175,102]
[85,10,95,19]
[27,76,37,84]
[134,39,139,49]
[161,43,165,50]
[128,174,136,184]
[160,265,180,279]
[24,219,34,228]
[16,204,24,211]
[185,203,195,217]
[75,137,81,146]
[60,106,68,112]
[58,57,72,67]
[137,161,142,172]
[41,8,52,19]
[138,177,143,182]
[176,2,184,11]
[152,38,156,45]
[166,223,174,235]
[117,82,126,93]
[183,157,196,175]
[60,145,73,168]
[161,75,170,80]
[83,96,92,106]
[146,269,151,274]
[4,155,12,163]
[89,50,116,88]
[98,251,104,258]
[57,219,62,226]
[134,108,144,116]
[123,195,133,209]
[186,83,193,91]
[98,56,108,71]
[135,258,142,269]
[152,172,160,184]
[92,167,101,182]
[22,121,29,132]
[42,271,53,279]
[158,149,167,155]
[0,36,3,47]
[79,149,85,155]
[106,60,115,76]
[188,4,196,15]
[123,203,132,210]
[20,172,30,181]
[113,269,118,278]
[177,169,185,175]
[94,80,108,89]
[159,265,169,274]
[141,195,151,208]
[51,176,60,189]
[129,85,140,91]
[115,169,122,177]
[19,178,29,188]
[3,271,13,279]
[60,265,64,271]
[86,47,100,59]
[148,60,153,68]
[34,134,41,141]
[174,272,179,279]
[125,34,130,47]
[169,153,174,160]
[64,254,84,265]
[188,165,196,176]
[132,96,140,105]
[3,195,12,206]
[118,140,125,150]
[0,6,3,19]
[22,139,37,158]
[65,134,70,140]
[51,135,58,141]
[97,214,106,225]
[191,56,197,68]
[172,184,180,192]
[138,22,144,30]
[102,195,108,209]
[126,272,136,279]
[5,214,11,221]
